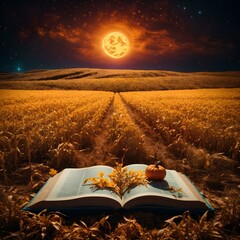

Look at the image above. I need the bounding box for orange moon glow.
[102,32,129,58]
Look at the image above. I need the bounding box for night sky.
[1,0,240,72]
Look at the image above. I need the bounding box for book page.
[25,173,62,208]
[47,165,121,203]
[179,173,214,210]
[122,164,198,205]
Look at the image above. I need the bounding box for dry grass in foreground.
[0,177,239,239]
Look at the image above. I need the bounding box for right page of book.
[122,164,199,205]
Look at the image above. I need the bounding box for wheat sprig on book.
[84,162,148,197]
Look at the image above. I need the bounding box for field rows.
[0,91,114,172]
[0,89,239,178]
[121,89,240,162]
[1,68,240,91]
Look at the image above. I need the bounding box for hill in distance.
[0,68,240,92]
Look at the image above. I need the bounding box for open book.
[23,164,214,214]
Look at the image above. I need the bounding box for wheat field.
[0,87,240,239]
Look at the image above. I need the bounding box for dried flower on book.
[84,171,117,192]
[49,168,58,176]
[84,163,148,197]
[168,186,183,198]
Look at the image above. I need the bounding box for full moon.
[102,32,129,58]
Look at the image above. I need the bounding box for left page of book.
[26,165,122,210]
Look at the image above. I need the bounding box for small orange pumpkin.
[145,161,166,180]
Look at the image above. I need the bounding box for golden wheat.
[0,90,114,173]
[0,89,239,239]
[121,89,240,162]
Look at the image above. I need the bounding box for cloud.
[33,21,179,59]
[133,28,181,56]
[22,13,236,65]
[197,36,235,55]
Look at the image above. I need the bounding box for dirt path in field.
[75,95,116,168]
[118,94,178,169]
[75,93,178,169]
[91,95,117,166]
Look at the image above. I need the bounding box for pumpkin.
[145,161,166,180]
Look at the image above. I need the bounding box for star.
[17,67,21,71]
